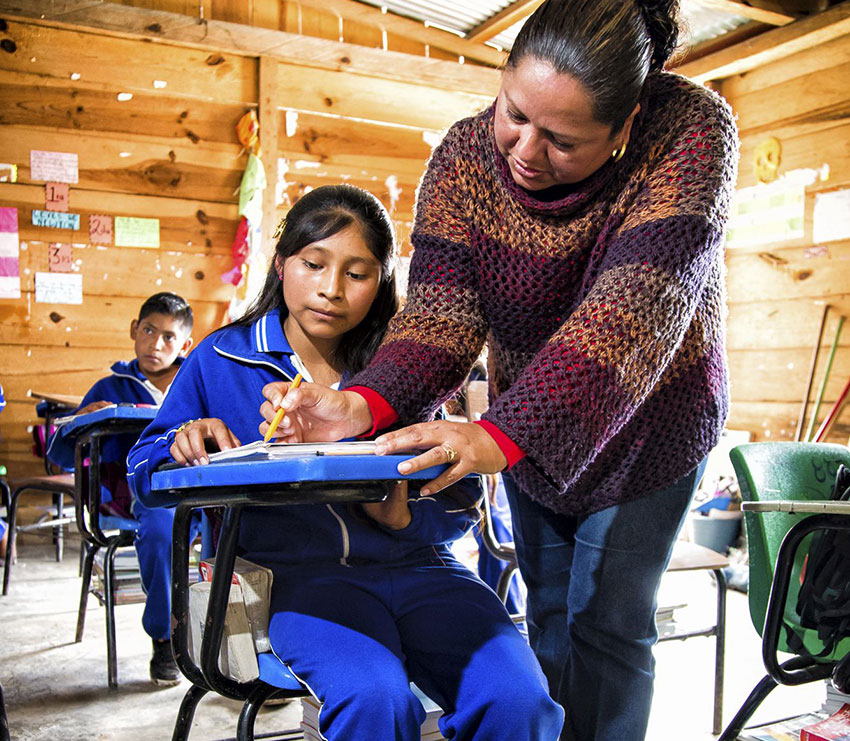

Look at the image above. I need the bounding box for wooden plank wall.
[0,15,492,481]
[719,31,850,443]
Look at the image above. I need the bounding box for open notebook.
[206,440,377,464]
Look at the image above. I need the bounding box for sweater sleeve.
[349,123,488,423]
[483,85,739,492]
[126,350,211,508]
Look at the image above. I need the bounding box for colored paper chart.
[0,206,21,299]
[32,210,81,230]
[114,216,160,248]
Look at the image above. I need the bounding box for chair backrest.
[730,441,850,657]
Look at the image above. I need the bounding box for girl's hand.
[362,481,411,530]
[374,420,508,495]
[170,418,241,466]
[259,382,373,443]
[76,400,112,416]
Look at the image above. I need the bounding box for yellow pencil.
[263,373,303,443]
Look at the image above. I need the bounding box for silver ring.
[442,444,457,463]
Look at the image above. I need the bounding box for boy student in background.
[47,292,194,686]
[127,185,563,740]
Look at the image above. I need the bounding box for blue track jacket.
[127,309,480,566]
[46,358,180,472]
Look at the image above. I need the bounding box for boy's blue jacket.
[127,309,481,566]
[46,359,178,472]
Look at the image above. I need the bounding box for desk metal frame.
[167,481,391,741]
[719,503,850,740]
[68,411,156,689]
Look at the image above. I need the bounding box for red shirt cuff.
[346,386,398,437]
[474,420,526,468]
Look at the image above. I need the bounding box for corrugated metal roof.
[355,0,753,52]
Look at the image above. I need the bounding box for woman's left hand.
[374,420,508,495]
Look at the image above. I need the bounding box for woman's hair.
[507,0,680,132]
[233,184,399,374]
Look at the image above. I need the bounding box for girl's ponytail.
[635,0,680,71]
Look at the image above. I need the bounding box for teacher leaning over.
[261,1,739,738]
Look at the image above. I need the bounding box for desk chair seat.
[2,474,76,596]
[719,442,850,740]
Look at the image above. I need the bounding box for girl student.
[259,1,739,738]
[127,184,563,741]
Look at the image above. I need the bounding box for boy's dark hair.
[234,184,399,375]
[507,0,680,132]
[138,292,194,332]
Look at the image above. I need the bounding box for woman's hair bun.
[635,0,680,70]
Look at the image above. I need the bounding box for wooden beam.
[0,0,501,96]
[259,56,279,259]
[699,0,798,26]
[674,0,850,82]
[288,0,505,66]
[466,0,543,44]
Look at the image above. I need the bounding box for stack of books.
[739,713,827,740]
[93,547,145,605]
[823,682,850,716]
[187,556,273,682]
[300,684,445,740]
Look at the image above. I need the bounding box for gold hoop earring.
[612,143,627,162]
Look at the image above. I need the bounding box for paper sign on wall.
[30,150,78,184]
[48,243,73,273]
[32,210,80,230]
[89,214,113,245]
[45,182,70,212]
[114,216,159,248]
[0,206,21,299]
[813,189,850,245]
[0,163,17,183]
[35,271,82,304]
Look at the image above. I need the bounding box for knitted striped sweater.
[352,72,739,515]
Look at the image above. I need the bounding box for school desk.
[54,404,158,688]
[149,453,451,738]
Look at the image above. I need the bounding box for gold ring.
[442,444,457,463]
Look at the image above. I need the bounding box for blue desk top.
[152,454,446,494]
[56,404,158,436]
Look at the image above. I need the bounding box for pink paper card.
[0,206,18,233]
[45,182,70,212]
[89,214,113,245]
[48,243,73,273]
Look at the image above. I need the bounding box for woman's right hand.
[170,418,240,466]
[259,382,373,443]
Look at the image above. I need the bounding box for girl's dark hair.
[234,184,399,375]
[507,0,680,131]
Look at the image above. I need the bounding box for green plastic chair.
[719,441,850,740]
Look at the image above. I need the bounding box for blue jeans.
[132,499,201,641]
[503,461,705,741]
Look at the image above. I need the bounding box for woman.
[262,2,738,738]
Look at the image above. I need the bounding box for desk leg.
[712,568,727,735]
[172,684,208,741]
[76,542,98,642]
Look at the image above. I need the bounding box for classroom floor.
[1,537,828,741]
